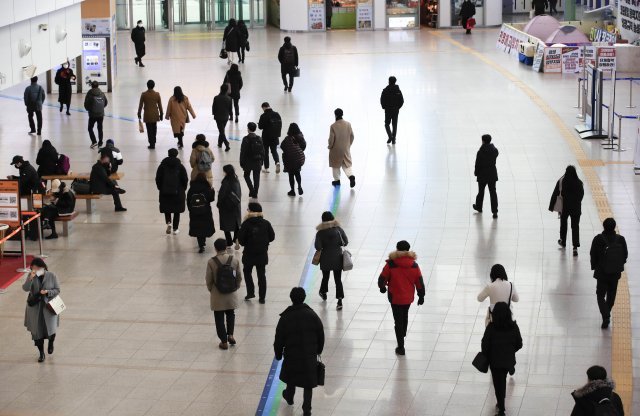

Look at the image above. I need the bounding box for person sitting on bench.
[90,155,127,212]
[41,180,75,239]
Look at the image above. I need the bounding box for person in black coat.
[223,19,240,64]
[278,37,299,92]
[36,140,59,177]
[131,20,146,67]
[41,181,75,239]
[212,84,233,151]
[9,156,42,196]
[223,64,243,123]
[532,0,548,15]
[274,287,324,416]
[156,148,189,235]
[314,212,348,309]
[237,20,249,63]
[258,102,283,173]
[380,76,404,145]
[217,164,242,249]
[280,123,306,196]
[481,302,523,416]
[589,218,628,329]
[239,123,264,199]
[237,202,275,303]
[187,173,216,253]
[549,165,584,256]
[326,0,333,29]
[459,0,476,34]
[473,134,499,218]
[99,139,124,173]
[54,62,75,115]
[570,365,624,416]
[89,155,126,212]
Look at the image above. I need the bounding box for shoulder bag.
[338,229,353,271]
[220,40,228,59]
[472,351,489,373]
[316,355,325,386]
[552,176,563,215]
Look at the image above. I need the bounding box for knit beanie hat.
[396,240,411,251]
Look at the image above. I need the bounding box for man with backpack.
[278,37,299,92]
[380,76,404,145]
[570,365,624,415]
[239,123,265,199]
[189,134,215,186]
[258,102,283,174]
[206,238,243,350]
[589,218,628,329]
[237,202,275,304]
[84,81,108,149]
[23,76,45,136]
[212,84,232,151]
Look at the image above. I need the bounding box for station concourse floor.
[0,26,638,416]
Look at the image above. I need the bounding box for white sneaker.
[166,224,171,234]
[275,163,281,174]
[173,229,180,235]
[262,169,270,173]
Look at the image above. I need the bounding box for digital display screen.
[82,40,102,71]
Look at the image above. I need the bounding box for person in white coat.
[477,264,519,327]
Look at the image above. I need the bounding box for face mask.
[137,23,143,27]
[62,64,68,69]
[35,269,45,277]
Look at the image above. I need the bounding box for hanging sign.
[0,180,21,228]
[543,47,562,73]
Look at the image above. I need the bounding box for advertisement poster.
[357,3,373,29]
[532,42,545,72]
[596,47,616,70]
[562,47,580,73]
[579,46,597,70]
[496,24,531,57]
[308,1,325,31]
[81,18,111,36]
[543,47,562,73]
[0,180,20,228]
[619,0,640,43]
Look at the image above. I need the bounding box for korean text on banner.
[596,47,616,70]
[0,180,21,228]
[308,2,325,31]
[619,0,640,43]
[562,47,580,73]
[544,47,563,73]
[357,4,373,29]
[579,46,597,70]
[496,24,531,56]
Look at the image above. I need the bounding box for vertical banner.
[561,47,580,73]
[357,0,373,29]
[596,47,616,70]
[0,180,21,228]
[579,46,597,70]
[543,47,562,73]
[309,0,325,30]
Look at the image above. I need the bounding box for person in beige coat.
[165,86,196,149]
[189,133,215,185]
[206,238,243,350]
[137,79,163,149]
[328,108,356,188]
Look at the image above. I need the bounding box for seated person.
[9,155,43,196]
[98,139,123,173]
[36,140,59,177]
[41,180,76,239]
[90,155,127,212]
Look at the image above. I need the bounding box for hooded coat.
[155,156,189,214]
[83,87,108,118]
[237,213,275,265]
[36,141,59,176]
[165,95,196,135]
[570,379,624,416]
[280,133,306,173]
[189,141,215,185]
[548,174,585,215]
[22,271,60,340]
[474,142,499,182]
[274,303,325,388]
[378,251,426,305]
[328,119,354,168]
[314,220,348,271]
[217,175,242,232]
[187,178,216,238]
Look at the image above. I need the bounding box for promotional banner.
[579,46,597,70]
[562,47,580,73]
[357,2,373,29]
[543,47,562,73]
[590,27,617,43]
[496,24,532,56]
[619,0,640,43]
[596,47,616,70]
[308,1,325,31]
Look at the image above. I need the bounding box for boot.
[394,326,405,355]
[48,334,55,354]
[36,340,45,362]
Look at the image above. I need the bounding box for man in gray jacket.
[23,77,45,136]
[84,80,108,148]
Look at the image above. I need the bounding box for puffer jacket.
[378,251,426,305]
[280,133,306,172]
[314,220,347,271]
[570,379,624,416]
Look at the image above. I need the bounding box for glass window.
[386,0,419,15]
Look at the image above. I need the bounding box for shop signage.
[619,0,640,43]
[579,46,597,70]
[357,3,373,29]
[532,42,545,72]
[308,1,325,31]
[543,47,562,73]
[0,180,21,228]
[596,47,616,69]
[562,47,580,73]
[496,24,531,57]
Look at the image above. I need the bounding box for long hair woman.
[165,86,196,149]
[549,165,584,256]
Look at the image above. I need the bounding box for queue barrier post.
[574,78,583,109]
[17,223,29,273]
[626,79,636,109]
[36,216,47,259]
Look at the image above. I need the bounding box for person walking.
[380,76,404,144]
[41,180,75,239]
[223,64,243,123]
[570,366,625,416]
[477,264,519,327]
[589,218,628,329]
[165,86,196,149]
[258,103,283,174]
[187,173,216,253]
[239,123,264,199]
[280,123,306,196]
[131,20,146,67]
[314,212,348,310]
[212,84,232,151]
[274,287,325,416]
[156,148,189,235]
[378,240,426,355]
[237,20,249,63]
[54,61,75,115]
[84,80,108,148]
[189,134,215,186]
[9,155,42,196]
[472,134,499,218]
[548,0,557,13]
[217,164,242,249]
[481,302,523,416]
[90,155,127,212]
[238,202,275,303]
[328,108,356,188]
[532,0,548,16]
[549,165,584,256]
[22,258,60,363]
[459,0,476,34]
[278,37,299,92]
[99,139,124,173]
[223,19,240,65]
[24,76,45,136]
[206,238,243,350]
[137,79,163,149]
[36,140,59,177]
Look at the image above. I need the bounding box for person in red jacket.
[378,240,426,356]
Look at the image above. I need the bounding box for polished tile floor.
[0,26,638,416]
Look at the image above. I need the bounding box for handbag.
[472,351,489,373]
[220,39,228,59]
[245,41,250,52]
[138,119,145,133]
[71,179,91,195]
[316,355,325,386]
[466,17,476,29]
[552,176,563,214]
[312,250,321,266]
[293,67,301,78]
[338,229,353,271]
[46,295,66,315]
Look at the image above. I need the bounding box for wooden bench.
[54,211,79,236]
[75,194,102,213]
[42,172,124,181]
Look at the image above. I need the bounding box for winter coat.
[474,143,499,182]
[130,26,146,57]
[378,251,426,305]
[314,220,348,271]
[15,162,41,195]
[570,379,624,416]
[36,143,59,176]
[23,83,45,112]
[98,144,123,173]
[240,133,265,170]
[328,119,354,168]
[278,44,299,71]
[237,22,249,46]
[532,0,548,14]
[258,109,283,143]
[51,189,75,215]
[481,322,523,370]
[223,24,240,52]
[326,0,333,16]
[460,0,476,18]
[165,96,196,135]
[205,253,243,311]
[212,93,232,122]
[217,175,242,232]
[223,71,243,99]
[89,161,116,195]
[589,231,628,279]
[187,178,216,238]
[138,89,163,123]
[84,87,108,118]
[22,271,60,340]
[189,141,215,185]
[237,213,275,265]
[280,133,306,173]
[155,156,189,214]
[548,175,585,215]
[54,67,75,105]
[274,303,325,388]
[380,84,404,112]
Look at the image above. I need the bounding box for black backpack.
[250,135,264,162]
[189,192,208,214]
[268,112,283,137]
[213,256,238,294]
[600,235,625,274]
[92,94,106,113]
[594,397,619,416]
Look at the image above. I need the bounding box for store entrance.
[327,0,356,29]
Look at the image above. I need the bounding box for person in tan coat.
[206,239,243,350]
[189,134,215,186]
[328,108,355,188]
[165,86,196,149]
[138,80,163,149]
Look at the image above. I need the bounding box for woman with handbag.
[481,302,523,416]
[165,86,196,149]
[314,211,348,310]
[280,123,307,197]
[217,164,242,249]
[477,264,519,327]
[22,258,61,363]
[548,165,584,256]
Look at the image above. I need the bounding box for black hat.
[10,155,24,166]
[168,148,179,158]
[396,240,411,251]
[248,202,262,213]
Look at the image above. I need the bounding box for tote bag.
[46,295,66,315]
[552,177,563,214]
[338,230,353,271]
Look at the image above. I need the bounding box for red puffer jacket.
[378,251,426,305]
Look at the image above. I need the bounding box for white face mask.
[35,269,45,277]
[137,23,143,27]
[62,64,68,69]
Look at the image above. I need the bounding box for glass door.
[251,0,265,26]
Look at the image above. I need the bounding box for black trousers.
[263,140,280,169]
[284,385,312,414]
[213,309,235,342]
[320,269,344,299]
[281,70,294,89]
[244,262,266,300]
[384,110,399,140]
[224,229,238,246]
[41,205,59,234]
[288,170,302,190]
[475,180,498,214]
[107,190,123,209]
[88,116,104,144]
[560,212,580,248]
[145,122,158,146]
[490,366,508,412]
[231,97,240,118]
[197,236,206,248]
[35,333,55,351]
[391,304,410,347]
[243,167,261,198]
[164,213,180,230]
[239,46,246,62]
[596,275,620,320]
[216,119,229,148]
[28,110,43,134]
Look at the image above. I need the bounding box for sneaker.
[558,239,566,248]
[262,169,270,173]
[229,115,233,121]
[115,207,127,212]
[235,117,238,123]
[601,318,610,329]
[147,145,155,149]
[392,138,396,145]
[198,246,205,253]
[573,248,578,256]
[332,180,341,186]
[166,224,172,235]
[173,229,180,235]
[472,204,482,213]
[259,299,266,304]
[28,130,36,134]
[288,87,292,92]
[227,336,236,345]
[98,141,103,148]
[508,367,515,376]
[276,163,281,174]
[138,62,145,67]
[90,142,98,149]
[319,291,327,301]
[336,299,343,310]
[287,190,296,197]
[298,188,303,195]
[225,146,230,152]
[245,294,255,301]
[387,137,392,144]
[395,347,405,356]
[66,111,71,116]
[284,86,288,92]
[219,342,229,350]
[492,213,498,219]
[349,175,356,188]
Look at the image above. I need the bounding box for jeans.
[224,229,238,246]
[146,122,158,146]
[475,180,498,214]
[244,262,266,300]
[213,309,235,343]
[243,167,261,198]
[320,269,344,299]
[216,119,229,148]
[596,275,620,320]
[164,213,180,230]
[384,110,399,141]
[281,70,294,89]
[288,170,302,190]
[332,165,353,181]
[263,140,280,169]
[28,110,43,134]
[490,366,508,412]
[231,97,240,118]
[391,304,410,347]
[88,116,104,144]
[284,385,312,414]
[560,212,580,247]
